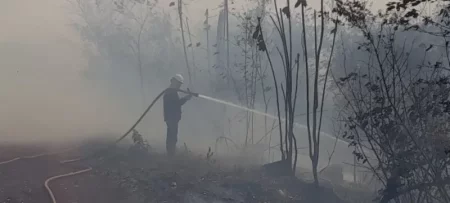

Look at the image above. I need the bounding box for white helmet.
[172,74,184,84]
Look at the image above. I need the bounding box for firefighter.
[163,74,192,156]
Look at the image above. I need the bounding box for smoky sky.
[0,0,134,143]
[0,0,392,149]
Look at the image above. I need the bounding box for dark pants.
[166,121,179,156]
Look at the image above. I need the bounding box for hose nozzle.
[177,89,199,97]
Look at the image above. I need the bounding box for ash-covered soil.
[0,143,124,203]
[83,144,348,203]
[0,139,366,203]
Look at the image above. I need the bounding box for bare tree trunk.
[244,18,250,147]
[127,7,150,110]
[185,17,197,82]
[354,153,357,183]
[137,41,145,109]
[177,0,192,88]
[225,0,230,74]
[205,9,211,80]
[311,10,320,186]
[250,48,258,145]
[300,0,338,185]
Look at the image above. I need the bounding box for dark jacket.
[163,88,190,122]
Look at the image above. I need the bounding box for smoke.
[0,0,393,177]
[0,0,134,145]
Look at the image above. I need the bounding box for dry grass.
[75,141,373,203]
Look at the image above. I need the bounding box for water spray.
[1,87,350,203]
[196,94,349,146]
[0,87,347,165]
[114,88,347,150]
[197,94,375,154]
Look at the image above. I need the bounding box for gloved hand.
[186,88,193,100]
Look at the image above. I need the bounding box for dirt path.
[0,146,125,203]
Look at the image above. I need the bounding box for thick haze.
[0,0,133,144]
[0,0,394,176]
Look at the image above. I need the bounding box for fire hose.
[0,88,199,203]
[0,87,354,202]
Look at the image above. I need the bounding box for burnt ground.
[0,141,368,203]
[0,143,126,203]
